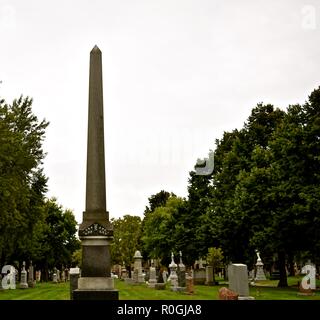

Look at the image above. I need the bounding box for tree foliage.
[0,96,79,278]
[140,87,320,287]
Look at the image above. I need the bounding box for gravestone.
[52,267,58,283]
[56,269,60,282]
[205,266,214,285]
[20,261,28,289]
[228,263,254,299]
[155,268,166,290]
[186,270,194,295]
[148,261,157,288]
[133,250,145,284]
[162,270,168,283]
[36,270,41,282]
[255,250,266,281]
[120,262,127,279]
[73,46,118,300]
[169,252,178,291]
[177,251,186,291]
[69,267,80,300]
[61,266,66,282]
[193,268,206,285]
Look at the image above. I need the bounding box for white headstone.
[148,262,157,288]
[20,261,28,289]
[169,252,178,291]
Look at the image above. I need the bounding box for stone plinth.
[70,267,80,300]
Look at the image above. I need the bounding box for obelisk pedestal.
[73,45,118,300]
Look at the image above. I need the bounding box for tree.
[34,198,80,280]
[0,96,49,265]
[207,104,285,264]
[206,247,224,284]
[141,195,187,266]
[111,215,142,276]
[144,190,176,215]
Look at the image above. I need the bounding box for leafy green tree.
[206,247,224,284]
[144,190,176,214]
[111,215,142,275]
[35,198,80,280]
[0,96,49,265]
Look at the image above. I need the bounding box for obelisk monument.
[73,45,118,300]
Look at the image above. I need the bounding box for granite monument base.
[73,277,119,300]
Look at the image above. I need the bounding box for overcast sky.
[1,0,320,224]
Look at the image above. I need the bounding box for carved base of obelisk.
[73,225,119,300]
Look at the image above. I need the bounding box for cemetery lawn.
[0,277,320,300]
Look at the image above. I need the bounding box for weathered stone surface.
[228,263,249,297]
[82,245,111,277]
[148,265,157,288]
[218,287,239,300]
[205,266,214,285]
[20,261,28,289]
[193,269,206,285]
[70,268,80,300]
[133,250,145,284]
[186,273,194,295]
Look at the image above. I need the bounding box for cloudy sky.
[1,0,320,223]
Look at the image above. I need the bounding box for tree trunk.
[223,267,227,281]
[277,251,288,287]
[212,267,216,285]
[288,253,295,276]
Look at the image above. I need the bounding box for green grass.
[0,277,319,300]
[0,282,70,300]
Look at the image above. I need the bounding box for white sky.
[1,0,320,223]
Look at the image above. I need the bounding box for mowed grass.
[0,277,319,300]
[0,282,70,300]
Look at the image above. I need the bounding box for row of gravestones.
[0,261,71,290]
[220,261,318,300]
[0,261,38,289]
[122,250,196,294]
[51,267,70,284]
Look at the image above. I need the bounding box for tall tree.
[111,215,142,275]
[0,96,49,265]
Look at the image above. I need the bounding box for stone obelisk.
[73,45,118,300]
